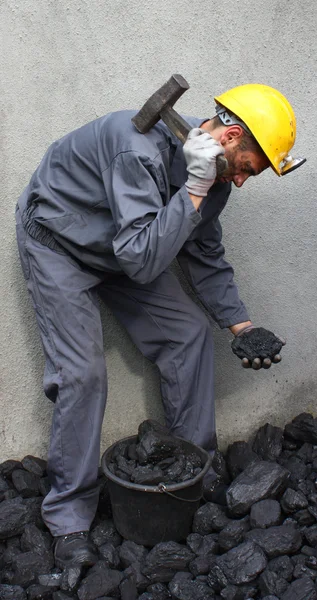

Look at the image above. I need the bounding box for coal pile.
[107,420,204,486]
[2,413,317,598]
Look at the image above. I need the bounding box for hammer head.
[132,74,189,133]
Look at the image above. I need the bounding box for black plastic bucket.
[101,434,212,546]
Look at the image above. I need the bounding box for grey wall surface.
[1,0,316,461]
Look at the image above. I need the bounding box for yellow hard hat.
[214,84,305,176]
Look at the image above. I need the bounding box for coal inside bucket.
[101,435,212,546]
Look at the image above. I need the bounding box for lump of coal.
[168,578,215,598]
[215,540,267,585]
[136,420,182,465]
[250,499,281,528]
[192,502,230,535]
[218,517,250,553]
[226,460,289,516]
[77,561,123,599]
[226,441,260,480]
[252,423,284,461]
[281,488,308,513]
[141,541,194,583]
[0,498,42,539]
[284,413,317,445]
[245,525,302,558]
[231,327,283,360]
[280,575,317,599]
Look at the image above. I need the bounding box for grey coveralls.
[16,110,249,536]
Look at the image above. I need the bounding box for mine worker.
[15,83,305,568]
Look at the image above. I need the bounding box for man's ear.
[220,125,244,146]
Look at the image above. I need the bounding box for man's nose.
[233,173,250,188]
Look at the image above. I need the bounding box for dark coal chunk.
[11,550,54,587]
[186,533,204,555]
[124,563,149,593]
[168,578,215,598]
[2,537,21,567]
[146,582,170,599]
[296,442,313,462]
[0,475,10,501]
[293,508,315,526]
[252,423,283,461]
[38,477,51,498]
[90,519,122,547]
[53,592,81,600]
[38,574,63,588]
[115,455,136,477]
[0,497,42,539]
[136,429,181,466]
[21,456,46,478]
[20,523,52,554]
[77,561,123,599]
[211,449,230,484]
[189,555,216,576]
[131,465,164,485]
[11,470,40,498]
[231,327,283,360]
[119,540,148,568]
[226,460,289,516]
[164,456,186,482]
[304,524,317,546]
[281,487,308,513]
[245,525,302,558]
[293,562,317,579]
[280,575,317,599]
[218,517,250,553]
[60,566,82,592]
[26,584,57,599]
[226,441,260,480]
[192,534,218,557]
[258,569,289,597]
[142,541,194,583]
[143,582,170,599]
[216,540,267,585]
[268,555,294,582]
[99,542,120,568]
[250,499,281,528]
[120,569,138,600]
[0,461,22,480]
[282,456,310,487]
[0,584,27,599]
[3,490,18,501]
[284,413,317,445]
[192,502,230,535]
[220,584,258,599]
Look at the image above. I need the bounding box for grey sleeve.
[102,151,201,284]
[177,212,250,329]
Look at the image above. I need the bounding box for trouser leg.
[98,270,216,453]
[16,210,107,535]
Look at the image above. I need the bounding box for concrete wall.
[1,0,316,461]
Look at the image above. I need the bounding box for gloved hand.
[183,128,225,197]
[231,326,286,370]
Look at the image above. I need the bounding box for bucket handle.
[158,483,202,503]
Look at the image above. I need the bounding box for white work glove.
[183,128,225,197]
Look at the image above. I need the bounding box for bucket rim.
[101,434,212,493]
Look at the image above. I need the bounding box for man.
[16,83,303,568]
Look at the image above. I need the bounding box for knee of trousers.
[44,354,107,401]
[183,309,213,349]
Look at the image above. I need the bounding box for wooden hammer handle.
[161,106,228,175]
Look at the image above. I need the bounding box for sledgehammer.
[132,73,228,175]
